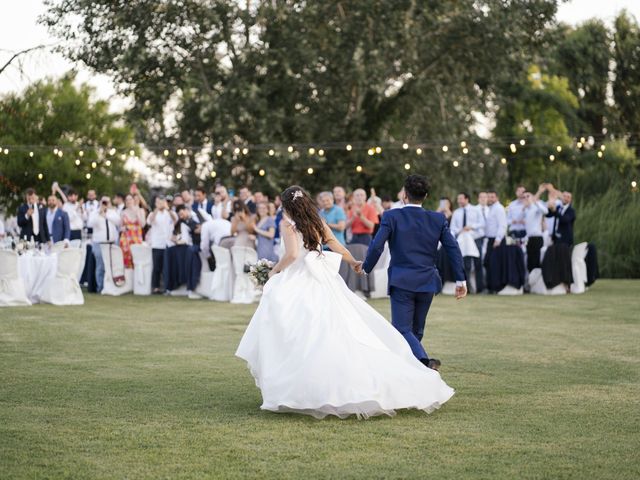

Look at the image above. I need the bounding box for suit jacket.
[546,204,575,245]
[17,204,47,242]
[192,199,213,216]
[42,208,71,243]
[363,206,465,293]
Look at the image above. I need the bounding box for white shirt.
[63,202,84,230]
[524,200,549,237]
[0,217,5,236]
[391,200,404,209]
[545,199,562,235]
[485,202,507,242]
[88,209,121,243]
[450,205,485,239]
[200,219,232,257]
[83,200,100,221]
[28,203,40,236]
[147,210,175,249]
[211,200,233,220]
[46,208,56,237]
[507,198,526,232]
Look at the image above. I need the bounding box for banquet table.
[17,253,58,303]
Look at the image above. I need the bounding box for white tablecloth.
[17,254,58,303]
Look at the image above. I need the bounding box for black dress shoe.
[427,358,442,371]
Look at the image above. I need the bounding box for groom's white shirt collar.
[403,203,422,208]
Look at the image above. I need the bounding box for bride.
[235,186,454,419]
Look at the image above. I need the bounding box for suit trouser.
[526,236,544,272]
[151,248,165,289]
[390,286,434,361]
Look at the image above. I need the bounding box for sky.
[1,0,639,109]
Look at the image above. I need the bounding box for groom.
[360,175,467,371]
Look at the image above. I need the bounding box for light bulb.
[462,147,469,154]
[367,148,374,156]
[356,165,363,172]
[105,160,112,167]
[519,139,526,146]
[268,149,275,156]
[216,149,223,156]
[242,148,249,155]
[442,145,448,152]
[259,169,266,176]
[75,159,81,166]
[346,144,352,151]
[460,141,467,148]
[416,148,423,155]
[549,154,555,161]
[164,149,169,156]
[288,146,294,153]
[307,167,314,174]
[29,152,34,157]
[85,173,91,179]
[308,147,315,155]
[211,171,217,178]
[510,144,517,153]
[404,163,411,170]
[318,149,325,156]
[556,145,562,152]
[37,173,43,180]
[402,143,409,150]
[375,146,382,154]
[176,172,183,179]
[500,158,507,164]
[453,160,459,167]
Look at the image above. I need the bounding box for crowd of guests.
[1,179,577,297]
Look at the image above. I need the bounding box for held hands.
[455,284,467,300]
[352,261,364,275]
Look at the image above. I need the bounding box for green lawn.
[1,280,639,479]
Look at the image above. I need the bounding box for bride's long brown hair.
[281,186,327,252]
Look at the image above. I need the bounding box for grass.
[1,280,639,479]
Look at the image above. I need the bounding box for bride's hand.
[268,269,278,279]
[351,261,364,275]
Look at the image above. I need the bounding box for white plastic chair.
[0,250,32,306]
[528,268,567,295]
[130,244,153,295]
[40,249,84,305]
[230,246,258,304]
[570,242,589,294]
[370,243,391,299]
[99,244,133,296]
[203,245,233,301]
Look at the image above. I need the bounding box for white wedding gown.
[235,223,454,419]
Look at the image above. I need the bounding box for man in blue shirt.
[319,191,347,246]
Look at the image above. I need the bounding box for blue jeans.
[92,243,105,293]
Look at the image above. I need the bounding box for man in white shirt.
[451,192,485,293]
[83,189,100,234]
[200,217,232,269]
[53,183,84,240]
[523,185,549,272]
[211,185,233,220]
[483,190,507,292]
[88,196,122,293]
[507,185,527,240]
[147,196,177,294]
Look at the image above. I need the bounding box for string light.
[164,149,170,156]
[519,139,526,146]
[3,148,8,154]
[356,165,363,172]
[632,180,637,188]
[500,157,507,164]
[85,173,91,179]
[129,149,135,156]
[597,151,603,158]
[307,167,314,175]
[375,146,382,154]
[442,145,448,152]
[75,159,81,166]
[453,160,459,167]
[57,150,63,157]
[79,150,84,157]
[556,145,562,152]
[233,147,240,155]
[308,147,315,155]
[576,141,583,148]
[120,154,126,160]
[287,145,294,153]
[53,148,58,155]
[259,169,266,176]
[402,143,409,150]
[216,149,223,157]
[109,148,116,155]
[346,144,352,151]
[510,144,517,153]
[105,160,112,167]
[37,173,43,180]
[268,149,275,156]
[549,154,555,161]
[404,163,411,170]
[176,172,183,179]
[462,147,469,154]
[29,151,34,157]
[460,141,467,148]
[600,145,606,151]
[242,147,249,155]
[211,171,217,178]
[318,149,325,156]
[91,161,97,169]
[367,148,374,156]
[416,148,423,155]
[580,137,586,143]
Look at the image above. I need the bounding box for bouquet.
[248,259,275,287]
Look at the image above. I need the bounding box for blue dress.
[256,217,278,262]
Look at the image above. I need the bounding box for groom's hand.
[352,261,364,274]
[455,285,467,300]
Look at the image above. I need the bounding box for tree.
[41,0,557,195]
[0,74,137,212]
[613,11,640,150]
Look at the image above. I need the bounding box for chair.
[76,242,88,281]
[69,239,82,249]
[497,285,524,295]
[0,250,32,306]
[203,245,233,301]
[130,244,153,295]
[99,244,133,296]
[230,246,258,304]
[370,243,391,299]
[51,241,67,253]
[40,249,84,305]
[528,268,567,295]
[570,242,589,294]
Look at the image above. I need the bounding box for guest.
[507,185,527,240]
[254,191,266,205]
[52,183,84,241]
[230,200,256,248]
[172,205,203,298]
[545,185,575,246]
[83,189,100,233]
[268,202,277,217]
[113,193,126,214]
[42,194,71,245]
[254,202,278,261]
[172,194,185,210]
[200,216,232,266]
[451,192,485,293]
[88,196,121,293]
[346,188,379,246]
[119,194,146,268]
[477,191,489,223]
[523,185,549,272]
[193,186,213,218]
[333,186,347,211]
[212,184,232,220]
[238,186,257,215]
[147,196,177,294]
[391,188,405,209]
[181,189,194,211]
[483,190,507,292]
[319,191,347,247]
[436,197,453,221]
[17,188,45,242]
[381,195,394,211]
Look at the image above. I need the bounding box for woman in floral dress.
[119,194,146,268]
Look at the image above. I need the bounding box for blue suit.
[43,208,71,243]
[192,200,213,217]
[363,205,465,360]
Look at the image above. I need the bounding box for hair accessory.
[292,190,304,201]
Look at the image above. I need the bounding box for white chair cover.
[370,243,391,299]
[40,249,84,305]
[497,285,524,295]
[69,239,82,248]
[457,232,480,258]
[130,244,153,295]
[99,244,133,296]
[0,250,31,306]
[528,268,567,295]
[230,246,258,304]
[570,242,589,294]
[51,241,67,253]
[440,281,456,295]
[76,242,87,281]
[208,245,234,301]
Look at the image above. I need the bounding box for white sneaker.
[187,290,202,299]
